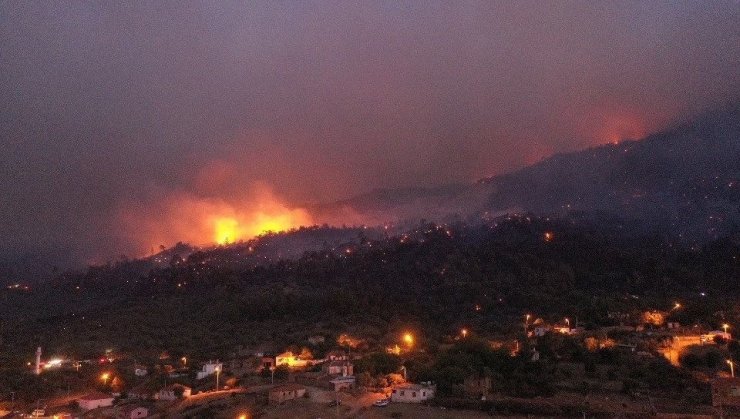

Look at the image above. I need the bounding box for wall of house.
[80,398,113,410]
[270,388,306,403]
[390,388,433,403]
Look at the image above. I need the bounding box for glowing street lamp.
[727,359,735,378]
[181,356,187,366]
[461,329,468,338]
[565,318,570,327]
[215,365,221,391]
[403,333,414,347]
[723,323,730,334]
[100,373,110,385]
[673,302,681,310]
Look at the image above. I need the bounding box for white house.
[134,365,148,377]
[269,383,306,404]
[325,350,349,361]
[156,384,191,401]
[78,392,115,410]
[127,386,154,400]
[390,382,436,403]
[196,360,223,380]
[701,331,732,343]
[323,360,353,377]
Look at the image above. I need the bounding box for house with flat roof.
[78,392,115,410]
[390,382,435,403]
[196,360,222,379]
[156,384,191,401]
[269,383,306,404]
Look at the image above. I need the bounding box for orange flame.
[116,183,312,254]
[214,217,239,244]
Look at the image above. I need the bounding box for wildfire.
[214,217,239,244]
[213,210,306,245]
[118,183,313,253]
[253,211,301,235]
[599,112,646,145]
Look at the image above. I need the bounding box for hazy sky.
[1,1,739,266]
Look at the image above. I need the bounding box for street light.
[461,328,468,338]
[270,366,276,385]
[100,373,110,385]
[181,356,187,366]
[215,365,221,391]
[727,359,735,378]
[403,333,413,347]
[723,324,730,334]
[673,302,681,310]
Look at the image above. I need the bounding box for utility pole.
[35,347,42,375]
[335,390,340,418]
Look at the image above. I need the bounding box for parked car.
[373,398,390,407]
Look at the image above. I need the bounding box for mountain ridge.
[317,102,740,242]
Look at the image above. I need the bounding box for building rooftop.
[330,376,356,383]
[79,391,113,401]
[394,383,435,391]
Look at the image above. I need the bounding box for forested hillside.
[2,216,738,363]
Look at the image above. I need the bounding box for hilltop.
[318,102,740,243]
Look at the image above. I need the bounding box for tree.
[273,365,290,381]
[355,353,401,376]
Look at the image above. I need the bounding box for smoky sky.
[1,1,739,266]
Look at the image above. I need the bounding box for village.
[2,304,739,419]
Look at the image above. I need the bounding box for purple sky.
[1,1,739,264]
